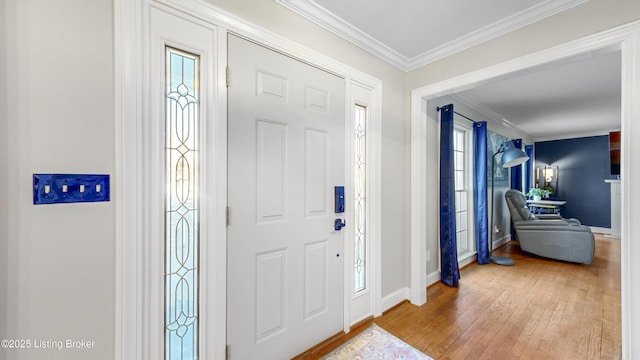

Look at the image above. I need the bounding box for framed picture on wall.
[610,130,620,176]
[488,131,509,187]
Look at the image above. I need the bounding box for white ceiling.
[276,0,621,141]
[454,47,621,141]
[275,0,589,71]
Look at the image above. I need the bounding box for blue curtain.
[473,121,490,264]
[525,144,534,193]
[510,139,523,191]
[439,104,460,287]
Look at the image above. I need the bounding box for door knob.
[334,218,346,231]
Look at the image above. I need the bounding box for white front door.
[227,34,346,360]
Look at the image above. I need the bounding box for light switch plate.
[33,174,110,205]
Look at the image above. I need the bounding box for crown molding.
[534,129,613,142]
[449,93,535,140]
[274,0,409,69]
[405,0,590,70]
[275,0,590,71]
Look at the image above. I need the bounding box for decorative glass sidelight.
[165,46,200,360]
[354,105,367,294]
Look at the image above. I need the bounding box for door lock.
[334,218,346,231]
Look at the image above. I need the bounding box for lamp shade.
[500,141,529,168]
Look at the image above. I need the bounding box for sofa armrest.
[515,223,592,232]
[533,213,562,219]
[514,219,568,226]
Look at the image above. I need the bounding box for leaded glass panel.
[165,46,199,360]
[354,105,367,294]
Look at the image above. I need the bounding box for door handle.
[334,218,346,231]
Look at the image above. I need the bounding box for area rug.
[322,324,433,360]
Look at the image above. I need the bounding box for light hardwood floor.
[296,234,621,359]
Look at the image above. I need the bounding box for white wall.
[201,0,409,296]
[1,0,9,344]
[1,1,115,359]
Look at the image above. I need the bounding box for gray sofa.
[504,189,595,265]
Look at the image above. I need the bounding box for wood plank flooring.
[297,234,621,359]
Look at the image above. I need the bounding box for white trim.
[275,0,588,71]
[409,94,428,306]
[458,252,477,269]
[370,83,383,318]
[274,0,408,70]
[202,26,229,360]
[425,271,441,288]
[382,278,442,314]
[405,0,590,70]
[450,93,535,140]
[534,130,617,143]
[590,226,612,235]
[342,82,354,332]
[410,20,640,359]
[344,80,383,331]
[492,234,511,250]
[381,287,410,313]
[116,0,383,358]
[163,0,381,88]
[453,122,476,258]
[622,26,640,360]
[114,0,143,358]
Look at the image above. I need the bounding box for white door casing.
[131,3,226,359]
[149,6,218,360]
[115,1,382,359]
[227,34,345,359]
[347,83,375,325]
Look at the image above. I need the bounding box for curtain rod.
[436,106,476,123]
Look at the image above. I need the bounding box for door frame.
[409,20,640,358]
[115,0,382,358]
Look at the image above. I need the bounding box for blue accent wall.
[535,135,614,227]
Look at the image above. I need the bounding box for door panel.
[227,34,345,360]
[256,119,287,222]
[306,129,329,216]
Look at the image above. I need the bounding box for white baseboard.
[591,226,621,239]
[426,270,440,287]
[382,271,441,313]
[458,253,477,268]
[381,287,410,313]
[590,226,611,234]
[492,234,511,250]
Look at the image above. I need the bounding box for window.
[165,47,200,360]
[354,104,367,294]
[453,126,474,256]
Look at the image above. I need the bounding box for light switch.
[33,174,110,205]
